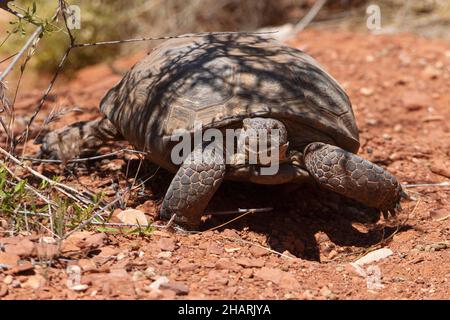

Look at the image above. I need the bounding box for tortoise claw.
[381,197,403,220]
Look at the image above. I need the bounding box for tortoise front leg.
[37,116,123,162]
[159,144,225,229]
[303,142,406,217]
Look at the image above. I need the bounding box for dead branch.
[403,182,450,188]
[207,207,273,216]
[72,31,278,48]
[22,148,147,164]
[0,26,43,82]
[203,208,261,232]
[18,47,71,145]
[293,0,328,33]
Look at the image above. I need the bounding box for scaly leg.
[159,143,225,229]
[304,142,406,217]
[37,116,123,162]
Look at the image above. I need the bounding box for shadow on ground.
[122,158,411,262]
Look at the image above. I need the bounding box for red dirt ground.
[0,29,449,300]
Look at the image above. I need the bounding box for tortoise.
[38,33,406,229]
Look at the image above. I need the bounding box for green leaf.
[96,227,120,233]
[126,226,155,235]
[39,179,49,189]
[14,180,26,194]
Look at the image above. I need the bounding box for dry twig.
[23,148,146,164]
[403,182,450,188]
[0,146,94,206]
[293,0,328,33]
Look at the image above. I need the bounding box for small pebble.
[70,284,89,292]
[3,275,13,285]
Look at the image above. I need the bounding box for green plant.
[2,0,143,74]
[0,162,106,236]
[0,164,44,233]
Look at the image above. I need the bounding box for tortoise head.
[240,117,289,166]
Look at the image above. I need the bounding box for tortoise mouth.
[227,137,290,167]
[238,139,289,166]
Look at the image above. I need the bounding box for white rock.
[350,263,367,277]
[117,209,148,226]
[352,248,393,267]
[360,87,374,96]
[157,251,172,259]
[70,284,89,292]
[3,275,13,285]
[148,276,169,291]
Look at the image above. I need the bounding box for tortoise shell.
[99,33,359,172]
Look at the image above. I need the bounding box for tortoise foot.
[303,142,406,218]
[159,144,225,230]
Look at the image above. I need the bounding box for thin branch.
[0,26,43,82]
[22,148,147,164]
[203,209,259,232]
[293,0,328,33]
[0,80,11,113]
[0,117,13,142]
[63,197,122,239]
[58,0,75,45]
[129,166,161,192]
[0,146,94,206]
[18,46,71,145]
[0,162,56,206]
[206,207,273,216]
[0,52,18,65]
[403,182,450,188]
[72,31,278,48]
